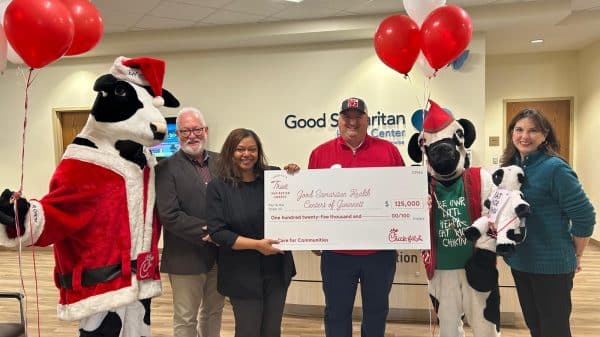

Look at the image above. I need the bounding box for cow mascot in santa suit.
[407,100,499,337]
[0,56,180,337]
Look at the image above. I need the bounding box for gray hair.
[176,107,206,129]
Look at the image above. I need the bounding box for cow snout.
[427,140,460,176]
[150,122,167,141]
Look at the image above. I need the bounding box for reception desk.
[285,250,524,327]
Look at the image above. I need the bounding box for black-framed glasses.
[178,127,207,137]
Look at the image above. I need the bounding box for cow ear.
[161,88,180,108]
[408,133,423,163]
[93,74,118,92]
[457,118,476,148]
[492,168,504,186]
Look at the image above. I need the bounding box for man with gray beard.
[156,107,225,337]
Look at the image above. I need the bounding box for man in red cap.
[308,97,405,337]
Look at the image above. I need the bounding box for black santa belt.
[57,260,138,289]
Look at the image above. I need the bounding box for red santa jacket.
[0,144,162,321]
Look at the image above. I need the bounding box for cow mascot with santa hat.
[407,100,500,337]
[0,56,179,337]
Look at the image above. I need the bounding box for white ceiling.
[89,0,600,57]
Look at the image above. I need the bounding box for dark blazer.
[206,169,296,299]
[155,149,220,274]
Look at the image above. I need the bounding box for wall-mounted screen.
[149,117,179,159]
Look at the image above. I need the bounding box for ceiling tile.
[201,9,266,25]
[452,0,494,6]
[344,0,404,15]
[224,0,289,16]
[173,0,234,8]
[150,1,217,21]
[82,0,600,56]
[93,0,162,15]
[134,15,196,30]
[299,0,370,11]
[273,3,340,20]
[570,0,600,10]
[98,11,145,28]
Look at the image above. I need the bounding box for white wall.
[577,40,600,241]
[0,37,485,198]
[485,51,578,167]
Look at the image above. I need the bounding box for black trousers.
[229,274,288,337]
[511,269,574,337]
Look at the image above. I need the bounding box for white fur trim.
[110,56,149,88]
[152,96,164,107]
[140,148,157,255]
[57,277,162,321]
[0,201,45,248]
[480,169,494,215]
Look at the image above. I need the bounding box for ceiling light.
[530,39,544,44]
[284,0,304,2]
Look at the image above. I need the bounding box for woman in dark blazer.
[206,128,296,337]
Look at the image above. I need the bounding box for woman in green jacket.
[500,108,595,337]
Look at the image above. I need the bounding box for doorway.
[52,108,89,164]
[505,99,572,164]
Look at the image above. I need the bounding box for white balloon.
[403,0,446,25]
[0,25,6,72]
[0,0,23,65]
[414,52,436,78]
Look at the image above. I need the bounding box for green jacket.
[505,151,595,274]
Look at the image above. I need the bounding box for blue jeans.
[321,251,397,337]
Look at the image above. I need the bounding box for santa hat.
[110,56,166,107]
[422,99,454,133]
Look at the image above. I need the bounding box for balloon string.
[15,66,42,337]
[406,74,430,168]
[406,74,423,108]
[423,76,433,111]
[19,68,33,194]
[13,197,29,337]
[30,221,41,337]
[419,79,426,169]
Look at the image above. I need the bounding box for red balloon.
[61,0,104,56]
[374,15,421,76]
[420,5,472,71]
[3,0,74,68]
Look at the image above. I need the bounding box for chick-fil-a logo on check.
[388,228,424,243]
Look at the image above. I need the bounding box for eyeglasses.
[178,127,207,137]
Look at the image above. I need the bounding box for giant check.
[264,166,430,250]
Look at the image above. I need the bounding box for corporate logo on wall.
[284,111,407,145]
